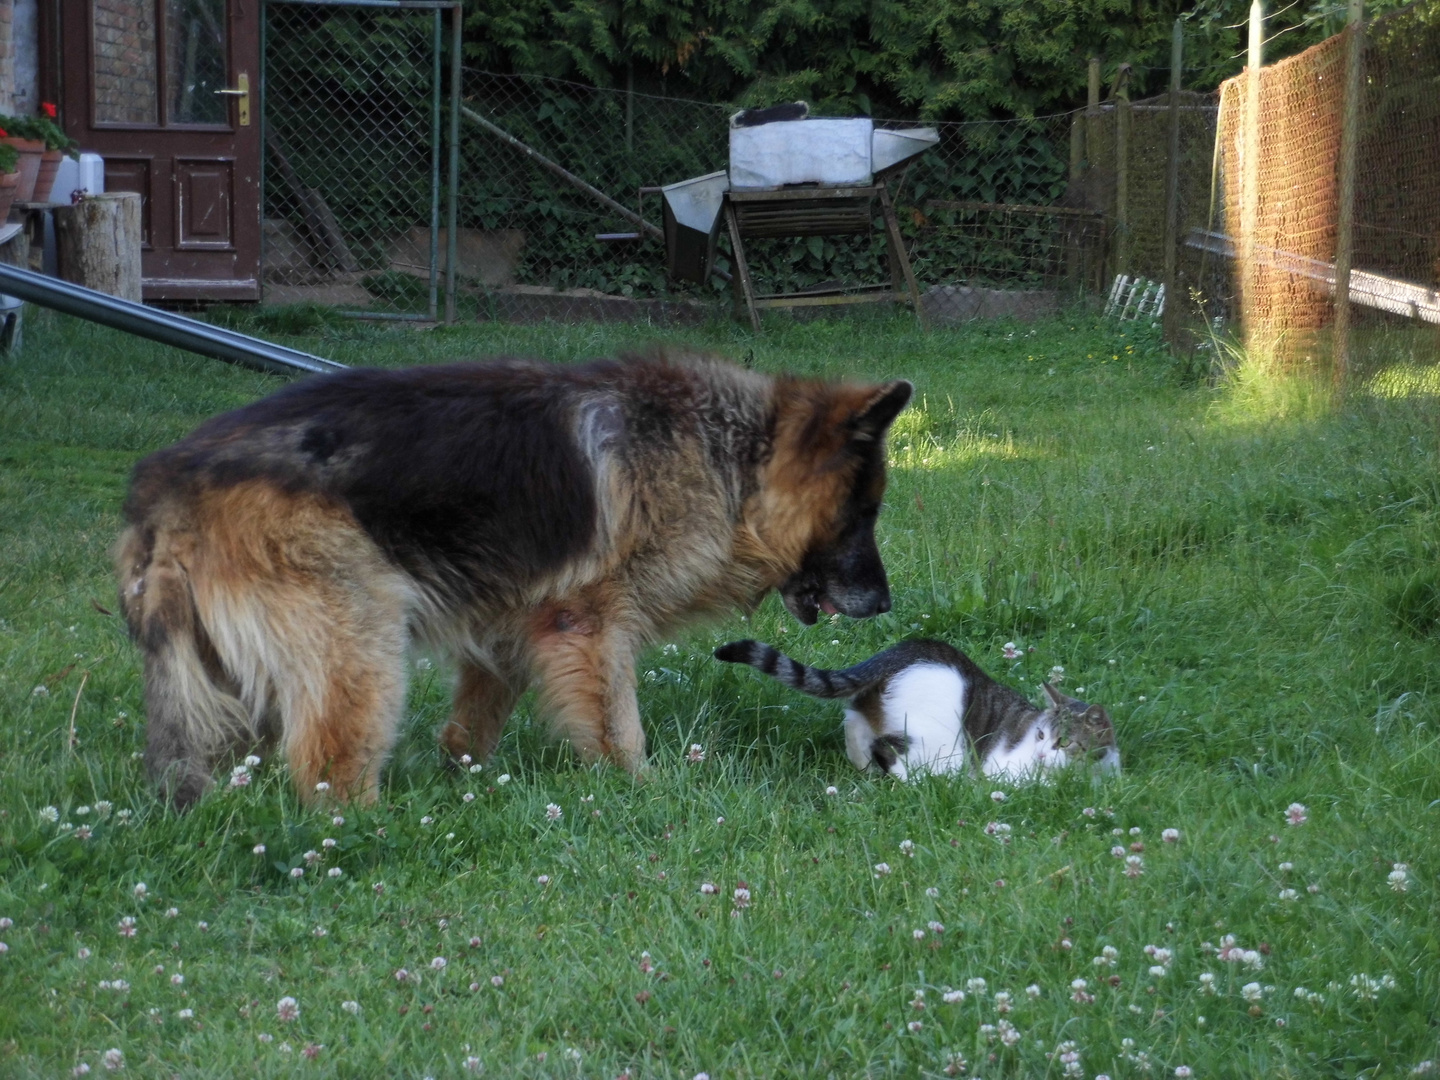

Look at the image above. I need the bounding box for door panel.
[176,159,233,248]
[61,0,260,301]
[101,158,154,247]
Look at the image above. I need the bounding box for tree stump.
[55,193,143,301]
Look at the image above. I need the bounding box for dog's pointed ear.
[850,380,913,442]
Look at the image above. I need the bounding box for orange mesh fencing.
[1215,2,1440,372]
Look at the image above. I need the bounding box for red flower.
[41,102,57,119]
[0,128,7,138]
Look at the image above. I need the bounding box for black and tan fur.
[715,638,1119,781]
[116,352,912,807]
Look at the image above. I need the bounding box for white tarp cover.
[729,118,874,189]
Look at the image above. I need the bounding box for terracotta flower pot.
[2,137,45,202]
[0,171,20,221]
[32,149,63,203]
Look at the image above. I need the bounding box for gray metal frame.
[261,0,461,322]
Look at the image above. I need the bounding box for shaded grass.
[0,308,1437,1078]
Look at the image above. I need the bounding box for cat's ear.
[1082,704,1111,726]
[1041,682,1066,709]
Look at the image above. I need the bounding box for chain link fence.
[261,1,455,319]
[259,7,1226,331]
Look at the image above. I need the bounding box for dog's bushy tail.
[115,525,250,809]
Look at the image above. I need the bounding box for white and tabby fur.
[716,638,1120,782]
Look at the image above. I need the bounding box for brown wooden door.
[60,0,260,301]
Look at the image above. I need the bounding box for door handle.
[213,72,250,126]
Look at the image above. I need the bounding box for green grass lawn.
[1,307,1437,1078]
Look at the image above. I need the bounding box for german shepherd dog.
[116,351,912,808]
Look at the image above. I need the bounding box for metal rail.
[0,263,345,376]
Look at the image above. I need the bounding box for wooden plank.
[725,198,761,332]
[925,200,1103,220]
[1185,229,1440,325]
[755,291,911,309]
[879,184,926,327]
[728,186,882,202]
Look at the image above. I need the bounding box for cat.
[714,638,1120,782]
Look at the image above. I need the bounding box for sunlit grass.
[0,308,1436,1078]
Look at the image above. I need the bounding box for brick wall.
[93,0,156,124]
[0,0,14,116]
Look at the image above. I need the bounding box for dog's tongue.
[819,598,839,616]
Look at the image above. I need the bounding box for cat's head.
[1041,683,1121,775]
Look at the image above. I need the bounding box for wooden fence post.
[1242,0,1263,350]
[1085,56,1101,201]
[1333,0,1364,391]
[1163,18,1184,345]
[1115,67,1132,277]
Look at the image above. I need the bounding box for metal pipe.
[0,263,344,377]
[460,105,664,242]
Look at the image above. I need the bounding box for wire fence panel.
[455,70,729,322]
[263,2,448,319]
[258,14,1228,334]
[1215,3,1440,379]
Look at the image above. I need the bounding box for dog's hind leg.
[441,662,521,764]
[528,603,646,772]
[265,568,410,806]
[192,484,412,806]
[116,525,250,810]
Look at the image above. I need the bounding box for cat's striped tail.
[714,639,884,698]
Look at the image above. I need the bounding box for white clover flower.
[430,957,447,971]
[1285,802,1308,825]
[1279,888,1298,901]
[966,977,987,993]
[102,1048,123,1071]
[1389,864,1410,893]
[824,785,839,796]
[899,839,915,856]
[1241,982,1264,1002]
[341,1000,360,1015]
[314,782,330,794]
[990,790,1007,803]
[545,803,562,821]
[942,989,965,1003]
[327,868,342,879]
[497,774,511,785]
[873,862,892,877]
[1162,828,1180,843]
